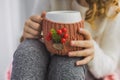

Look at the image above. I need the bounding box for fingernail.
[70,41,74,46]
[79,28,83,33]
[76,61,81,66]
[68,52,72,57]
[76,62,79,66]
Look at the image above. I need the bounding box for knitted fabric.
[42,18,84,55]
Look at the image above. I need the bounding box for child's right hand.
[22,15,43,39]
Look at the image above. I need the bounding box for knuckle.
[31,15,41,20]
[24,26,29,32]
[30,15,38,19]
[36,16,41,20]
[25,20,28,25]
[31,22,35,27]
[25,19,31,25]
[30,15,35,19]
[36,23,40,29]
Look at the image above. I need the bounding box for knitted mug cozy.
[41,12,84,55]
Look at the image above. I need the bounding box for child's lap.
[48,55,86,80]
[13,39,88,80]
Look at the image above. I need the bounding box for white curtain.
[0,0,35,79]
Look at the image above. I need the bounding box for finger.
[24,26,40,36]
[23,32,38,39]
[30,15,42,23]
[41,11,46,18]
[71,40,94,48]
[78,28,92,40]
[68,48,94,57]
[76,55,94,66]
[26,19,41,31]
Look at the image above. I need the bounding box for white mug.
[46,11,82,23]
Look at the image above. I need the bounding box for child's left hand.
[68,28,94,66]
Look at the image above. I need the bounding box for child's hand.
[22,15,43,39]
[68,28,94,66]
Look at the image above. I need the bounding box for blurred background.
[0,0,68,79]
[0,0,36,79]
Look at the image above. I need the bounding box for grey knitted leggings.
[11,39,87,80]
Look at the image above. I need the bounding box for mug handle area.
[41,11,46,18]
[39,11,46,39]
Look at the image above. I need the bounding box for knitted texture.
[42,18,84,55]
[11,39,86,80]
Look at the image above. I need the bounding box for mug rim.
[46,11,81,14]
[46,10,82,23]
[43,18,83,25]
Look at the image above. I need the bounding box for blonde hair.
[85,0,120,29]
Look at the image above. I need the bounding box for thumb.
[41,11,46,18]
